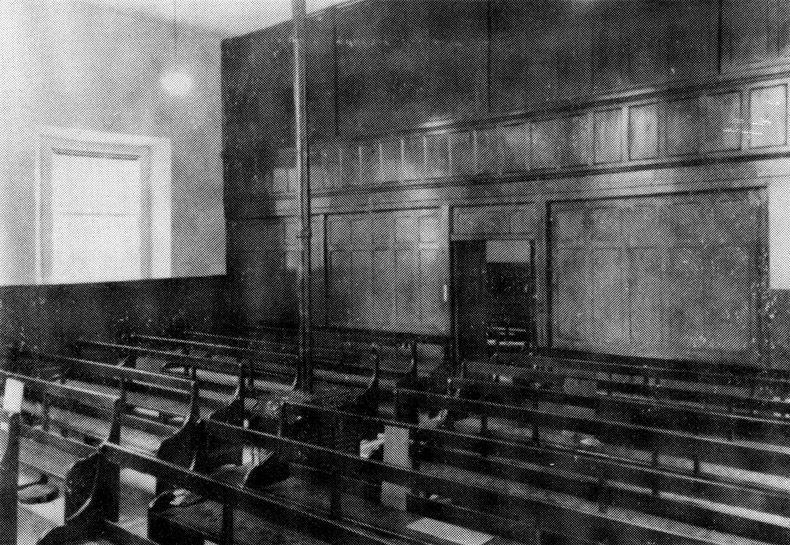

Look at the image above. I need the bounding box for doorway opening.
[453,239,535,365]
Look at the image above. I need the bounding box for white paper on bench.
[407,517,493,545]
[382,425,411,510]
[3,378,24,414]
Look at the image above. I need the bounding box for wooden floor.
[15,466,154,545]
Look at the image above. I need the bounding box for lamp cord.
[172,0,179,62]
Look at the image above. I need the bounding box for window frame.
[36,127,172,285]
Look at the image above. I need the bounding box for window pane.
[51,214,141,283]
[51,152,141,215]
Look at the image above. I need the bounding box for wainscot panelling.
[550,189,765,362]
[326,208,447,334]
[228,216,324,326]
[223,0,790,367]
[452,203,538,239]
[226,73,790,209]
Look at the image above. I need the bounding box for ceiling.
[76,0,349,37]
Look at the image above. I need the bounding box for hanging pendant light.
[160,0,194,96]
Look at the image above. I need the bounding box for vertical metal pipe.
[0,413,19,545]
[292,0,312,393]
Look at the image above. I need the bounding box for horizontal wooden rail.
[456,369,790,417]
[106,442,402,545]
[204,419,722,545]
[450,377,790,443]
[286,399,790,543]
[0,370,119,411]
[501,352,790,392]
[397,388,790,478]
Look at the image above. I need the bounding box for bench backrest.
[395,385,790,544]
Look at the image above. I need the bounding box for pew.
[197,402,745,545]
[21,347,238,427]
[201,323,452,378]
[81,335,399,425]
[77,338,379,394]
[2,345,244,498]
[393,385,790,544]
[0,400,75,545]
[0,373,241,545]
[151,416,530,545]
[0,371,124,523]
[479,348,790,412]
[71,336,388,455]
[132,331,409,381]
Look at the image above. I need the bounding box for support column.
[292,0,312,393]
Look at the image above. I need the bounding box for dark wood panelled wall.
[223,0,790,364]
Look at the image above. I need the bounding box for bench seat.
[45,406,164,454]
[418,460,776,545]
[252,471,522,545]
[156,497,335,545]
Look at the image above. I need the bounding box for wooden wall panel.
[380,140,402,183]
[489,0,531,113]
[359,142,380,186]
[475,128,499,175]
[555,5,592,101]
[328,250,352,324]
[622,0,667,87]
[592,3,624,93]
[230,217,325,327]
[326,208,445,333]
[452,203,537,238]
[665,0,713,82]
[628,103,660,160]
[335,0,487,134]
[500,124,530,173]
[703,92,743,152]
[489,0,715,115]
[628,248,664,346]
[723,0,774,68]
[425,133,451,180]
[450,131,475,176]
[553,247,588,344]
[750,84,788,148]
[666,97,701,156]
[402,135,425,181]
[591,248,627,343]
[593,108,623,165]
[551,190,764,361]
[305,11,337,142]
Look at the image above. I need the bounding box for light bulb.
[160,70,194,97]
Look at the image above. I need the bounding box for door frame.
[451,238,536,373]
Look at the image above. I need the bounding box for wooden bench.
[77,338,381,395]
[238,323,451,376]
[2,349,243,496]
[393,384,790,545]
[149,413,538,545]
[33,420,452,545]
[455,359,790,422]
[135,331,410,381]
[478,349,790,413]
[22,347,241,424]
[0,373,247,545]
[71,336,391,453]
[220,400,752,545]
[0,371,123,521]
